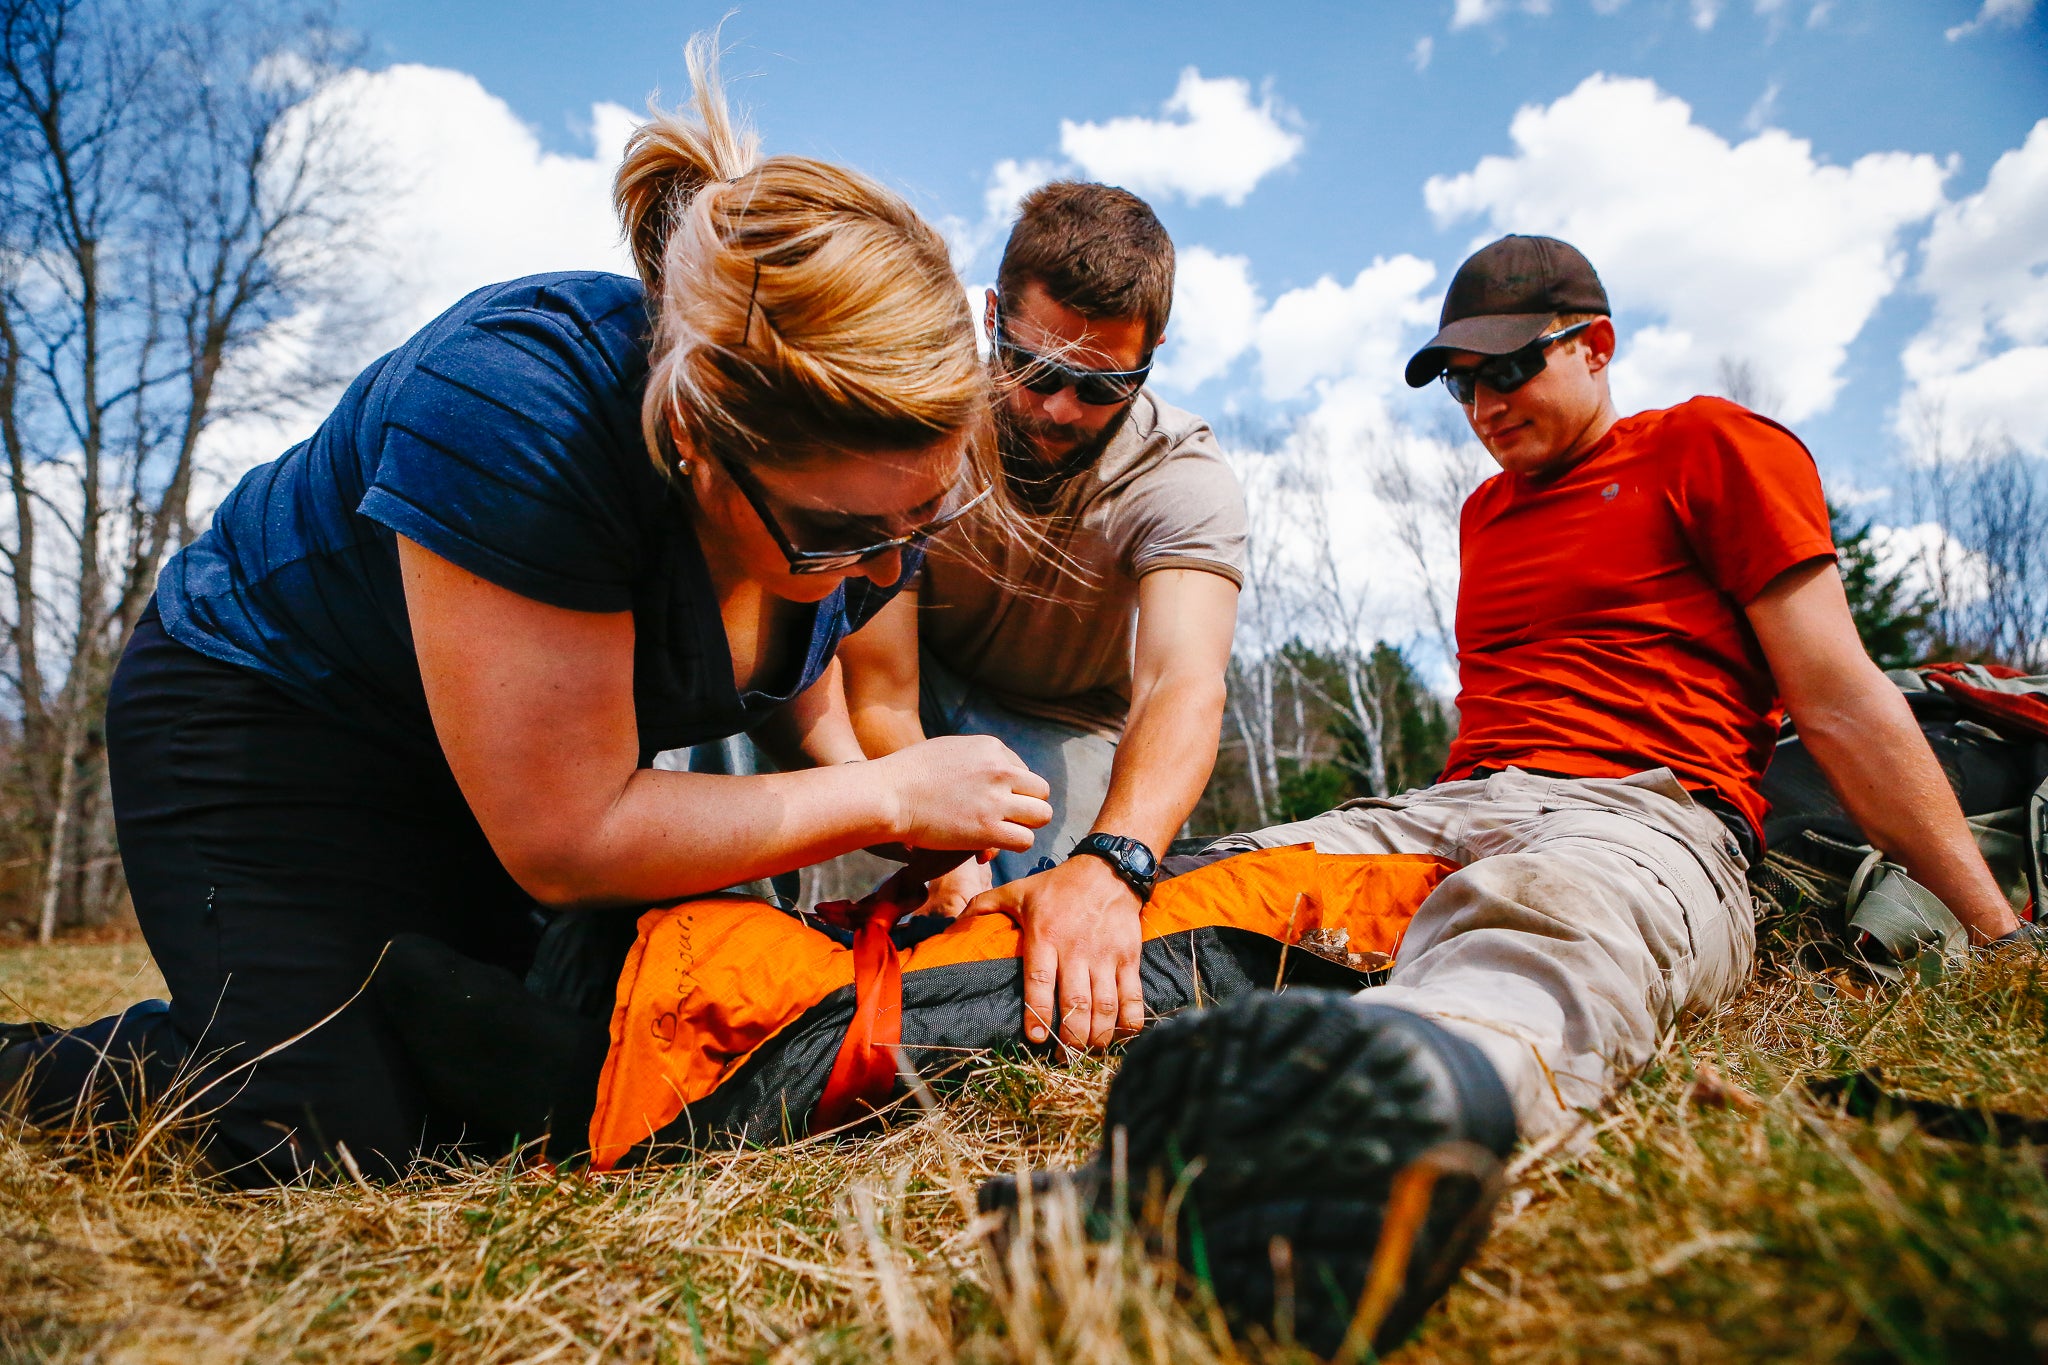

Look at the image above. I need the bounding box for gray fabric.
[919,647,1117,884]
[1201,767,1754,1144]
[625,926,1368,1160]
[1843,857,1968,977]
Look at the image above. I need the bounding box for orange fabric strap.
[809,859,930,1134]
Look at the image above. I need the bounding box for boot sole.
[988,989,1511,1355]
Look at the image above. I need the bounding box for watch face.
[1085,834,1154,879]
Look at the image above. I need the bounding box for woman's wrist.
[838,750,910,847]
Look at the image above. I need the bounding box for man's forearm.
[755,659,868,769]
[1801,677,2019,942]
[848,700,927,758]
[837,590,925,759]
[1090,668,1228,856]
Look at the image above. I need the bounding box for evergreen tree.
[1831,501,1934,670]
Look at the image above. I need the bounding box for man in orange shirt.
[990,235,2028,1355]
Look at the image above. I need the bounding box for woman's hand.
[875,735,1052,854]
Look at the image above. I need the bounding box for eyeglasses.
[1439,320,1596,405]
[707,449,994,575]
[993,307,1153,407]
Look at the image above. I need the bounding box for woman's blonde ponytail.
[616,31,994,489]
[613,34,760,292]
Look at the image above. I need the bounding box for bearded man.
[838,181,1246,1054]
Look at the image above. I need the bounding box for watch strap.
[1071,833,1158,902]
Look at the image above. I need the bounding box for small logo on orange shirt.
[1601,482,1620,501]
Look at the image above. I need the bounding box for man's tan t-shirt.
[918,392,1247,739]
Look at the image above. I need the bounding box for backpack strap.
[1843,852,1969,981]
[2029,766,2047,922]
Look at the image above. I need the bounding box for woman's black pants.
[25,605,550,1183]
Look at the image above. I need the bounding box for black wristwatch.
[1070,833,1158,903]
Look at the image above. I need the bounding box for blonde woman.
[1,41,1048,1183]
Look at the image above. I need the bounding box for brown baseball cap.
[1404,235,1610,388]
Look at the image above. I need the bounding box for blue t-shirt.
[158,271,910,763]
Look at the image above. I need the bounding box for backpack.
[1752,663,2048,979]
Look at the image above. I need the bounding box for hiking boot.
[0,1001,178,1127]
[0,1020,58,1105]
[979,989,1518,1357]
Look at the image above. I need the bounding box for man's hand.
[919,855,993,918]
[967,854,1145,1050]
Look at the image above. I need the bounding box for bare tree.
[1715,355,1786,421]
[0,0,372,938]
[1198,414,1471,831]
[1902,402,2048,673]
[1219,437,1300,826]
[1367,416,1490,670]
[1280,428,1392,796]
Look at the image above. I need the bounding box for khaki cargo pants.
[1204,768,1755,1143]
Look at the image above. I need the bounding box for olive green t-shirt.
[917,392,1247,738]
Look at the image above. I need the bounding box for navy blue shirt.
[158,272,909,764]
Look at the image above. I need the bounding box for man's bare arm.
[838,589,926,757]
[969,567,1240,1050]
[1747,559,2018,943]
[1090,568,1241,855]
[750,657,869,770]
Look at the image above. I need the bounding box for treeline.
[1192,639,1451,835]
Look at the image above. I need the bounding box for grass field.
[1,927,2044,1364]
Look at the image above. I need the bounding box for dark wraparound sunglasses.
[1439,320,1596,405]
[708,449,994,575]
[993,307,1153,407]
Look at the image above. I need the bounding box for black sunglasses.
[1439,320,1596,405]
[707,450,994,575]
[993,307,1153,407]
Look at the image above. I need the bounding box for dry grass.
[2,933,2045,1364]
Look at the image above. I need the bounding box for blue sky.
[326,0,2045,489]
[283,1,2045,664]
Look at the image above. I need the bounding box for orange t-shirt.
[1441,396,1836,839]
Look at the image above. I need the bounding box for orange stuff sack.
[588,845,1454,1170]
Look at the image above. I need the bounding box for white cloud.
[1691,0,1724,29]
[985,157,1059,221]
[1450,0,1553,29]
[1743,80,1781,133]
[1058,68,1303,207]
[1869,520,1988,606]
[194,64,638,513]
[1252,256,1440,402]
[939,157,1058,274]
[1410,36,1435,72]
[331,65,635,342]
[1423,74,1948,421]
[1451,0,1497,30]
[1946,0,2035,41]
[1900,119,2048,453]
[1152,247,1261,391]
[941,67,1298,274]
